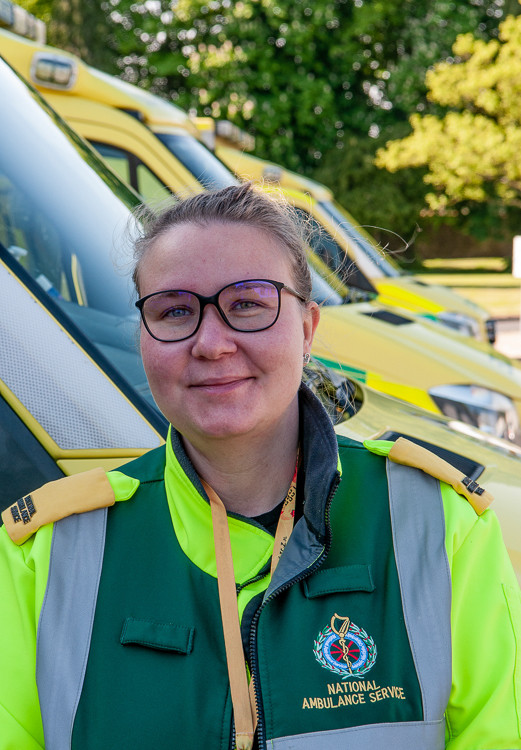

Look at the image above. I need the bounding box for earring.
[303,353,311,365]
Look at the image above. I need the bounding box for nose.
[190,303,238,359]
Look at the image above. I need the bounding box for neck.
[181,411,299,517]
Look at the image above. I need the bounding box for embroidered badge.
[313,614,377,679]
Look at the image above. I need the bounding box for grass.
[421,257,510,272]
[414,257,520,319]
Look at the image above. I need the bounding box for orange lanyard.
[201,459,298,750]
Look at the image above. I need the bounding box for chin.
[166,391,298,444]
[193,417,259,441]
[184,406,278,442]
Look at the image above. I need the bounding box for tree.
[313,0,521,252]
[16,0,118,70]
[17,0,519,248]
[20,0,513,179]
[376,12,521,224]
[108,0,386,171]
[104,0,512,176]
[314,122,428,263]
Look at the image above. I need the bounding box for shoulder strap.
[388,437,492,515]
[1,467,114,545]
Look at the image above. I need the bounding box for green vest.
[41,437,446,749]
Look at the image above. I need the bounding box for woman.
[1,183,520,750]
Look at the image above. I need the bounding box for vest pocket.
[303,565,375,598]
[120,616,195,653]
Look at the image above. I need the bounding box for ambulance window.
[295,209,346,271]
[0,397,64,514]
[93,142,132,185]
[92,142,171,204]
[0,259,162,452]
[0,173,74,302]
[0,63,162,431]
[321,200,401,278]
[156,132,239,190]
[309,266,343,306]
[295,208,377,294]
[136,163,171,204]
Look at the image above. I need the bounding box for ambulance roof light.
[30,52,77,89]
[262,164,283,183]
[0,0,14,28]
[215,119,255,151]
[193,117,255,151]
[0,1,46,43]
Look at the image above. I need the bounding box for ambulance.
[0,19,495,343]
[1,19,519,442]
[215,145,496,343]
[0,50,520,581]
[0,23,238,198]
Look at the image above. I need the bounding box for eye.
[231,299,261,311]
[162,305,194,319]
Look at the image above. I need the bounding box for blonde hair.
[132,183,312,301]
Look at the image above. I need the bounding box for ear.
[303,301,320,354]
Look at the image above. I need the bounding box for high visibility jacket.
[1,386,521,749]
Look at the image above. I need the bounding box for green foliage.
[109,0,363,171]
[381,0,512,118]
[314,123,429,263]
[16,0,118,70]
[105,0,512,174]
[16,0,520,246]
[376,9,521,226]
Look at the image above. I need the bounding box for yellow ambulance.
[0,23,494,343]
[1,16,519,445]
[0,26,239,199]
[215,145,496,343]
[1,48,521,581]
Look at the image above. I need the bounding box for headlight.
[435,311,482,340]
[429,384,521,445]
[446,420,521,459]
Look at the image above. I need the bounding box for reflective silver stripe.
[36,508,107,750]
[270,719,445,749]
[270,463,451,750]
[387,461,452,723]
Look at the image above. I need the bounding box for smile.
[190,377,253,392]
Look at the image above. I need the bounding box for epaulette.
[1,467,115,545]
[388,437,493,515]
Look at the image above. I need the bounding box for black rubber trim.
[0,396,64,515]
[362,310,412,326]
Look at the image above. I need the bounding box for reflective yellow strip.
[70,253,86,306]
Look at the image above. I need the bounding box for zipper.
[247,471,341,749]
[236,567,270,595]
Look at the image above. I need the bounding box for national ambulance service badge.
[313,613,377,679]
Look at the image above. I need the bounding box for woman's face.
[138,221,319,445]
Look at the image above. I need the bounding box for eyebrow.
[154,290,194,298]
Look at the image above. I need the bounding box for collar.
[164,384,340,578]
[297,383,342,540]
[164,429,275,585]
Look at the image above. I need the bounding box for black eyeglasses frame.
[135,278,307,342]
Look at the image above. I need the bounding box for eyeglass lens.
[142,280,281,341]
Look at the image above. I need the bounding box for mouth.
[190,376,253,392]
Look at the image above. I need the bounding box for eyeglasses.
[135,279,306,342]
